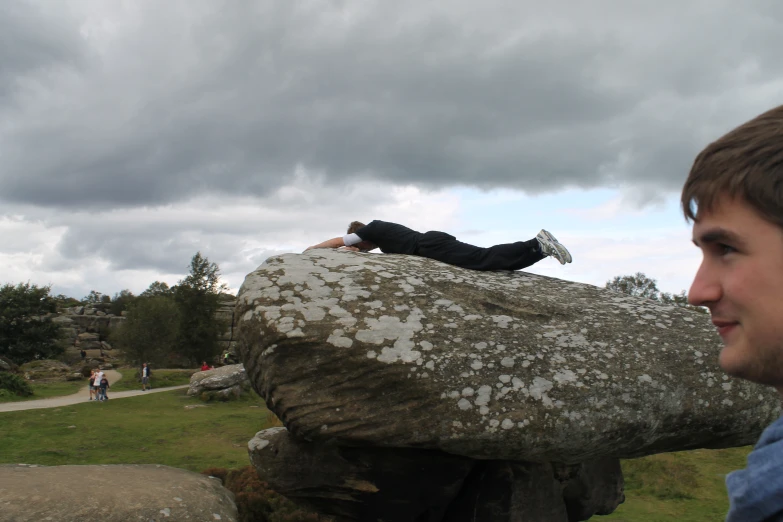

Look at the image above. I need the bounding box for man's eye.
[720,244,737,255]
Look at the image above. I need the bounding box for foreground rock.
[237,250,780,462]
[188,363,250,400]
[249,427,624,522]
[0,464,238,522]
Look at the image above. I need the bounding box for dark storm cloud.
[2,0,783,209]
[0,2,88,100]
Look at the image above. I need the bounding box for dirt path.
[0,370,189,413]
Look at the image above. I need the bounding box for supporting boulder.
[248,428,624,522]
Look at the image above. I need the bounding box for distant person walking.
[141,363,150,391]
[305,220,573,270]
[201,361,212,372]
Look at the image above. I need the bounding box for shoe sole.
[538,229,572,264]
[536,235,566,264]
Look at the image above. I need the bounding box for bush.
[201,466,329,522]
[0,372,33,396]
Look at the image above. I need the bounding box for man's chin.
[718,346,750,379]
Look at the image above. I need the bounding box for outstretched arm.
[304,237,345,252]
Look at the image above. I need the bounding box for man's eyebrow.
[692,227,745,247]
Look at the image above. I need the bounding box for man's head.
[683,104,783,390]
[346,221,378,252]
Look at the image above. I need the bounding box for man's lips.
[712,320,738,336]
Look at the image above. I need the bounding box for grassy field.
[0,384,752,521]
[598,446,749,521]
[0,388,282,472]
[110,367,195,392]
[0,379,86,402]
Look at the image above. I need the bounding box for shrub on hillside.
[0,372,33,396]
[202,466,329,522]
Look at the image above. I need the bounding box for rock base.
[249,428,624,522]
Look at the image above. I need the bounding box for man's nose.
[687,260,721,307]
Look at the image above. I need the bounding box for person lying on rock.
[304,220,572,270]
[683,103,783,522]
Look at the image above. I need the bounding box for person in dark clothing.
[98,376,110,401]
[304,220,572,271]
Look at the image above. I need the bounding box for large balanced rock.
[237,250,780,463]
[0,464,238,522]
[188,363,250,400]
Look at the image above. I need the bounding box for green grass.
[110,368,195,392]
[0,388,282,472]
[599,446,751,521]
[0,379,86,403]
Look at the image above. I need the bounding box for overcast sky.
[2,0,782,299]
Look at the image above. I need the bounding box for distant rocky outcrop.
[53,305,125,349]
[217,293,239,360]
[235,250,781,521]
[0,464,238,522]
[188,363,250,400]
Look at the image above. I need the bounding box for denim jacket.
[726,415,783,522]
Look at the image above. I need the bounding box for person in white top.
[93,369,105,400]
[141,363,150,391]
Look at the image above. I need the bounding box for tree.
[141,281,173,298]
[605,272,661,300]
[659,289,690,308]
[109,289,136,316]
[110,295,180,366]
[605,273,707,314]
[51,294,81,311]
[174,252,228,365]
[0,283,64,364]
[82,290,104,305]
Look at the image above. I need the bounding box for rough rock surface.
[19,360,72,381]
[188,363,250,399]
[237,250,780,463]
[0,464,238,522]
[52,306,125,347]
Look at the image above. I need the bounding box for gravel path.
[0,370,189,413]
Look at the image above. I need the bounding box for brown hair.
[347,221,366,234]
[681,104,783,228]
[345,221,377,251]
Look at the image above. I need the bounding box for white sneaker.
[536,229,572,265]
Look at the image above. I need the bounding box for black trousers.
[415,231,544,271]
